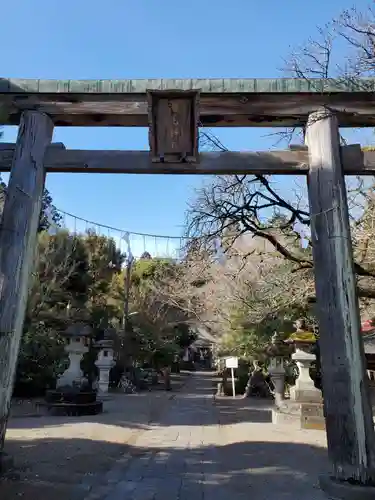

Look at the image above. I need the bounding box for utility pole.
[122,259,133,346]
[122,258,132,334]
[121,232,134,369]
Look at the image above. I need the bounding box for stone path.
[85,372,328,500]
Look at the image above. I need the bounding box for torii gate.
[1,78,375,496]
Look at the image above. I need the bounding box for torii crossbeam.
[0,142,374,175]
[1,77,375,127]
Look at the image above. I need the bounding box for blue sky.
[0,0,373,256]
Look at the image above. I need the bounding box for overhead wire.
[56,208,189,240]
[55,207,192,260]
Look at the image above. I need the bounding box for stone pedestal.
[57,323,92,388]
[57,337,88,388]
[272,400,325,430]
[290,345,322,403]
[95,343,115,400]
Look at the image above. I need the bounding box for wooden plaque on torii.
[147,90,199,164]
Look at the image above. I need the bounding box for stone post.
[265,331,291,406]
[268,356,285,407]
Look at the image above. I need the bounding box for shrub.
[13,323,67,398]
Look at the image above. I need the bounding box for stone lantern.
[265,331,292,406]
[285,319,321,404]
[95,328,115,399]
[271,319,325,430]
[57,323,92,388]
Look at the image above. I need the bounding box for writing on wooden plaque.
[147,90,199,163]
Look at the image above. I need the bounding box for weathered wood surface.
[306,109,375,483]
[0,142,64,151]
[4,77,375,93]
[0,143,372,175]
[0,111,53,453]
[148,91,199,163]
[1,78,375,126]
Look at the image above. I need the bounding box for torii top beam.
[1,78,375,127]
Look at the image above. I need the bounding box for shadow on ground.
[7,373,273,430]
[7,372,193,431]
[215,398,273,424]
[2,371,328,498]
[1,436,328,499]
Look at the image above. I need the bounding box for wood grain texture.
[1,78,375,126]
[0,144,369,175]
[2,77,375,93]
[148,91,199,162]
[3,92,375,127]
[0,112,53,453]
[306,109,375,483]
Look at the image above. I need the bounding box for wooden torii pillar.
[306,110,375,495]
[0,111,53,451]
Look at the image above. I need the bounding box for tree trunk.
[306,109,375,483]
[0,112,53,455]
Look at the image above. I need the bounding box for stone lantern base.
[273,335,325,430]
[272,400,325,430]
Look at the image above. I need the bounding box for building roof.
[191,326,217,347]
